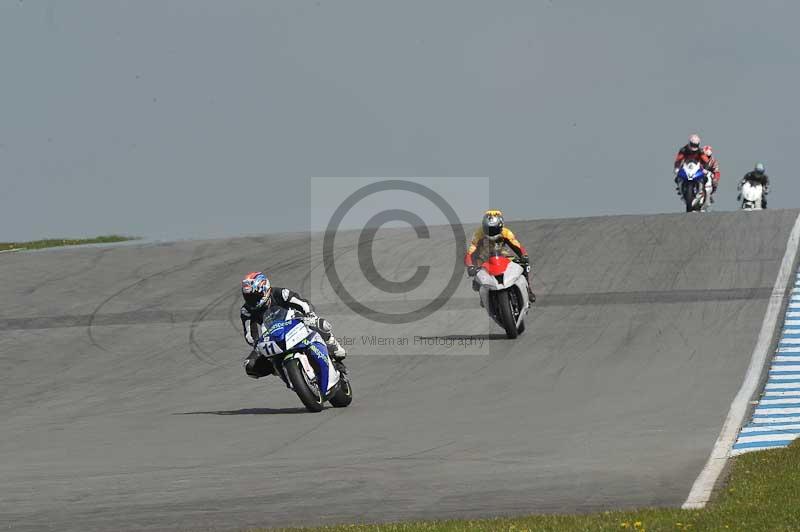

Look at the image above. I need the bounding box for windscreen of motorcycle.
[474,240,517,265]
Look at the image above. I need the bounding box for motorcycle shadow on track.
[173,407,311,416]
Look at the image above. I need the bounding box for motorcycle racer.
[738,162,770,209]
[673,134,710,194]
[464,210,535,302]
[240,271,346,379]
[703,145,721,203]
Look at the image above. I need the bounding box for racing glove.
[520,255,531,274]
[467,265,479,277]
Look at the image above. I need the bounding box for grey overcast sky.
[2,1,799,241]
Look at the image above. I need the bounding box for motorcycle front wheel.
[684,185,695,212]
[495,289,519,339]
[285,357,324,412]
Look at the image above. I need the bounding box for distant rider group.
[673,133,770,210]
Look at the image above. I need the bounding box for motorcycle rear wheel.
[329,376,353,408]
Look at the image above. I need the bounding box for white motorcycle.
[676,161,713,212]
[739,180,764,210]
[473,249,531,339]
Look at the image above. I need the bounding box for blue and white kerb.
[732,269,800,455]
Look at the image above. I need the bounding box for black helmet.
[482,210,504,239]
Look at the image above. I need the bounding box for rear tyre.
[495,290,519,339]
[329,376,353,408]
[285,357,324,412]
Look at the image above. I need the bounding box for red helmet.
[702,145,713,157]
[688,134,701,151]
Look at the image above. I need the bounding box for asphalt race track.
[1,210,797,531]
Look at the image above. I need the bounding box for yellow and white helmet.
[482,210,504,240]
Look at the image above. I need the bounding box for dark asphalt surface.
[1,210,797,531]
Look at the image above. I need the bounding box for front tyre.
[496,290,519,339]
[684,183,695,212]
[285,358,324,412]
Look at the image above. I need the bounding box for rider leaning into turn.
[739,162,770,209]
[239,271,346,379]
[464,210,535,302]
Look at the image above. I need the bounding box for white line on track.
[682,213,800,510]
[736,433,800,444]
[755,407,800,415]
[765,382,800,390]
[752,416,800,423]
[740,424,800,433]
[767,373,800,380]
[759,397,800,404]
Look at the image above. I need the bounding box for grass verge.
[0,235,137,252]
[263,441,800,532]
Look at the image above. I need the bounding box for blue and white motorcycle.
[255,306,352,412]
[677,161,712,212]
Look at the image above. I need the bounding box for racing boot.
[528,285,536,304]
[327,336,347,361]
[243,351,275,379]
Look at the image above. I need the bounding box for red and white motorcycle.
[473,250,532,338]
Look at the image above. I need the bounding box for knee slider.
[316,317,333,334]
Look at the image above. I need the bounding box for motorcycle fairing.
[257,307,340,393]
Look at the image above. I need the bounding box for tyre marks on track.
[0,287,774,332]
[85,248,217,353]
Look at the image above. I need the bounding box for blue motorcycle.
[677,161,710,212]
[255,306,352,412]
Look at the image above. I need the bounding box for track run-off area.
[1,210,798,531]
